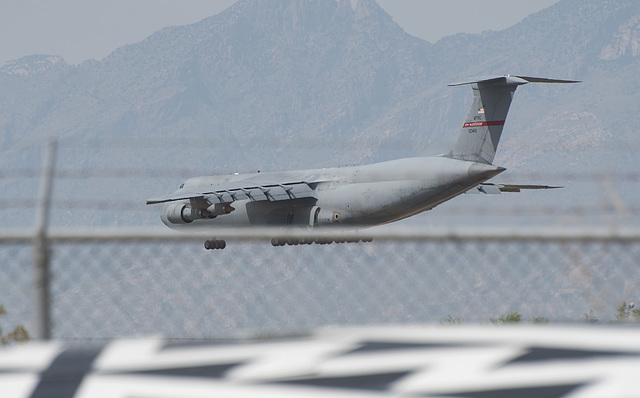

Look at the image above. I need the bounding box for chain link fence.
[1,227,640,340]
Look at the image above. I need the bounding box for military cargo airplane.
[147,75,579,249]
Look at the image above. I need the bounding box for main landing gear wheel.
[204,239,226,250]
[270,236,373,247]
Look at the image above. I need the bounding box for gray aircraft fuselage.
[162,156,503,231]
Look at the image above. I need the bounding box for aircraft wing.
[146,181,316,207]
[466,183,562,194]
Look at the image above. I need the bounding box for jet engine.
[162,202,234,225]
[163,203,194,224]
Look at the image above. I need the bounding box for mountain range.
[1,0,639,228]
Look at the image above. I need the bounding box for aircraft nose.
[467,163,506,180]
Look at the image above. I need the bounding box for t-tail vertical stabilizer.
[446,75,580,164]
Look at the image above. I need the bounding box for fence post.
[33,140,57,340]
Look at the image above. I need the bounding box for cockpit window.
[179,183,185,189]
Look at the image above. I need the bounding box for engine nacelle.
[162,203,195,224]
[162,202,235,225]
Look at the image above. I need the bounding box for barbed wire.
[11,134,640,150]
[0,199,151,211]
[0,168,202,179]
[1,168,640,181]
[0,199,639,217]
[3,225,640,243]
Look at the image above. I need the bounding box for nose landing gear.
[204,239,226,250]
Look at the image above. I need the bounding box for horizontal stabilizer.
[466,183,563,194]
[492,183,563,193]
[448,75,581,86]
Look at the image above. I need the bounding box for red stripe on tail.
[463,121,505,128]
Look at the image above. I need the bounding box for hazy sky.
[0,0,560,66]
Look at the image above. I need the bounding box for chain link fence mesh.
[1,232,640,340]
